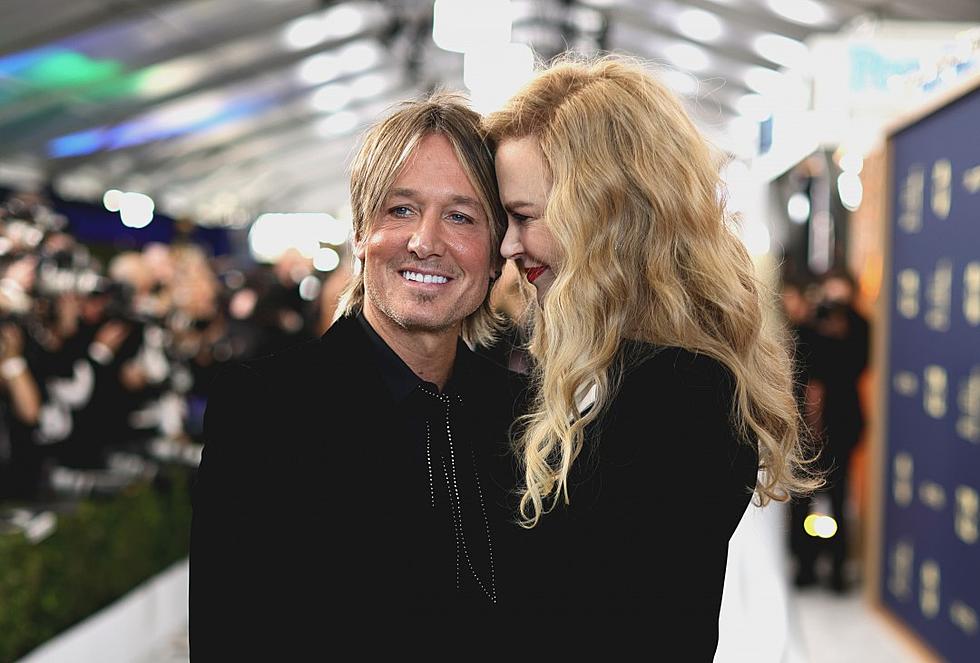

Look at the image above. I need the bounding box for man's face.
[355,132,493,337]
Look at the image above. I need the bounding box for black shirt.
[189,315,521,658]
[356,313,497,603]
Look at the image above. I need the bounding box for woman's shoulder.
[604,343,740,443]
[604,343,755,480]
[619,342,735,395]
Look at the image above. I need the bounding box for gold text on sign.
[899,166,924,233]
[894,452,914,506]
[950,601,978,636]
[924,365,948,419]
[931,159,952,219]
[964,262,980,326]
[920,560,941,618]
[925,259,952,332]
[955,485,979,544]
[958,368,980,443]
[898,269,920,319]
[964,165,980,194]
[889,540,914,600]
[919,480,946,510]
[893,370,918,397]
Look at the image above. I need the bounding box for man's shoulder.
[240,338,323,378]
[460,345,529,399]
[236,317,370,381]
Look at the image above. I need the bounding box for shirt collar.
[357,312,471,403]
[357,312,423,403]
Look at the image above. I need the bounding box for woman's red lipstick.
[526,266,547,283]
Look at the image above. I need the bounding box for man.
[189,94,522,657]
[785,271,870,593]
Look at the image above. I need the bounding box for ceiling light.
[337,41,382,74]
[741,219,771,257]
[249,213,335,263]
[661,70,698,97]
[314,247,341,272]
[676,9,723,43]
[736,94,772,122]
[316,111,359,137]
[350,72,388,99]
[283,5,366,51]
[767,0,830,27]
[663,42,711,72]
[311,83,352,112]
[299,275,322,301]
[433,0,513,53]
[839,152,863,174]
[103,189,123,212]
[119,192,154,229]
[744,66,785,95]
[284,16,329,50]
[297,53,341,85]
[838,172,863,210]
[464,43,534,113]
[322,4,366,39]
[753,33,809,69]
[787,192,810,223]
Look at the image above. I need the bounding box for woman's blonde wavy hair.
[484,55,821,527]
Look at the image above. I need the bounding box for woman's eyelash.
[510,212,529,223]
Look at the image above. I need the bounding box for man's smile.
[400,269,453,285]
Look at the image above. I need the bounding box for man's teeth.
[402,271,448,284]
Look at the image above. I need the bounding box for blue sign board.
[881,79,980,662]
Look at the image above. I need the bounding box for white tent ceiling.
[1,0,977,224]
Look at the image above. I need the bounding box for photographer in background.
[0,319,43,500]
[789,270,870,593]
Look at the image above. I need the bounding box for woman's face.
[495,137,558,306]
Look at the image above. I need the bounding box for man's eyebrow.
[387,188,483,209]
[448,194,482,209]
[387,187,419,200]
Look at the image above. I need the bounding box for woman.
[486,57,817,652]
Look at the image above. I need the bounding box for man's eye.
[390,206,413,217]
[448,213,472,224]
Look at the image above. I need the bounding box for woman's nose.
[500,221,522,260]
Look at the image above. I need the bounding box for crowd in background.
[0,187,871,598]
[0,190,347,504]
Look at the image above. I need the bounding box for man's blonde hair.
[336,92,506,347]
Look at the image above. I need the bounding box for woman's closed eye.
[509,212,530,223]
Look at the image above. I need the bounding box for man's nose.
[500,221,522,260]
[407,211,446,259]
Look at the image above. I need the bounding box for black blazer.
[512,346,759,658]
[188,315,523,658]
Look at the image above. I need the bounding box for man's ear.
[352,233,365,261]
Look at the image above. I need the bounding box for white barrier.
[18,558,188,663]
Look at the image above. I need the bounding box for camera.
[814,300,846,321]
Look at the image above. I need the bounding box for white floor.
[789,587,928,663]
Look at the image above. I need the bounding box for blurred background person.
[785,269,870,593]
